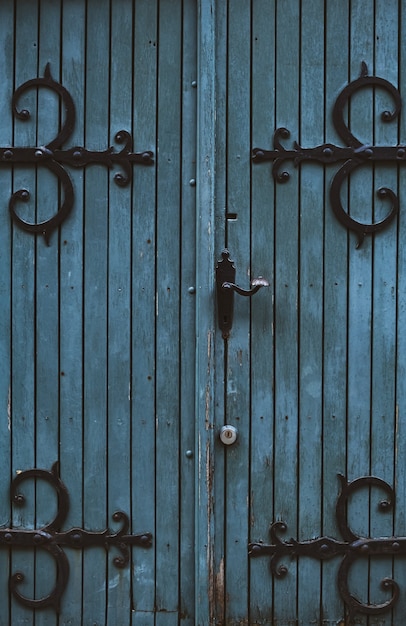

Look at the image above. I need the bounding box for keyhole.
[220,425,238,445]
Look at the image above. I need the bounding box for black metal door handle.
[216,249,269,338]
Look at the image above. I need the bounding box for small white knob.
[219,425,238,446]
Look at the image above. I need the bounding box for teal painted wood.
[130,0,158,622]
[322,2,350,621]
[195,1,219,624]
[106,1,134,621]
[58,1,86,623]
[272,2,301,622]
[10,2,39,623]
[370,0,399,616]
[82,1,110,622]
[211,1,227,623]
[242,1,406,624]
[35,2,62,622]
[249,1,276,622]
[3,1,406,624]
[394,4,406,623]
[0,3,14,626]
[179,1,198,623]
[224,0,252,623]
[297,3,325,623]
[346,4,375,622]
[155,0,182,620]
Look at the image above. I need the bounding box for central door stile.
[220,1,253,623]
[195,1,220,624]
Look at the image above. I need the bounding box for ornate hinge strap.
[0,462,152,612]
[249,474,403,621]
[252,62,402,247]
[3,63,154,244]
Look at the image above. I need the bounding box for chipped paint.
[206,439,215,623]
[215,556,224,618]
[7,387,11,431]
[205,384,211,431]
[207,329,212,372]
[205,329,214,431]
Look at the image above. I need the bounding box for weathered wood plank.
[211,1,227,623]
[33,2,62,623]
[195,0,219,623]
[272,1,300,622]
[346,2,375,619]
[0,3,14,625]
[82,0,110,621]
[106,1,134,622]
[179,0,198,623]
[130,0,158,621]
[224,0,252,621]
[154,0,182,617]
[58,0,86,622]
[249,0,276,621]
[393,4,406,624]
[297,2,325,622]
[10,1,39,622]
[322,0,350,621]
[369,0,399,616]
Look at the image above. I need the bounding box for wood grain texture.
[0,1,405,624]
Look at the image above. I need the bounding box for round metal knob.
[219,425,238,446]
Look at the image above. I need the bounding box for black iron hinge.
[3,64,154,244]
[1,462,152,612]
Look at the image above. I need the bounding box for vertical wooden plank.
[106,1,133,623]
[370,1,399,618]
[212,1,227,623]
[224,0,251,622]
[82,0,110,621]
[249,0,275,622]
[322,0,350,621]
[155,2,182,624]
[394,3,406,623]
[179,1,198,623]
[346,2,375,619]
[59,0,86,622]
[131,1,158,624]
[297,2,325,623]
[34,3,61,622]
[0,2,14,623]
[273,1,300,622]
[195,1,218,624]
[10,2,38,622]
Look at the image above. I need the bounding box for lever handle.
[216,250,269,339]
[222,277,269,297]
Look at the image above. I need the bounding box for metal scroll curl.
[249,474,402,621]
[4,63,154,244]
[1,462,152,612]
[252,62,402,247]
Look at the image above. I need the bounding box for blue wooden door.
[206,1,406,625]
[1,1,406,625]
[0,1,198,624]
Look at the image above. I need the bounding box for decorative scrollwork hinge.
[249,474,403,621]
[3,64,154,244]
[0,462,152,612]
[253,62,402,247]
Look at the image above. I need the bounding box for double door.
[1,1,406,624]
